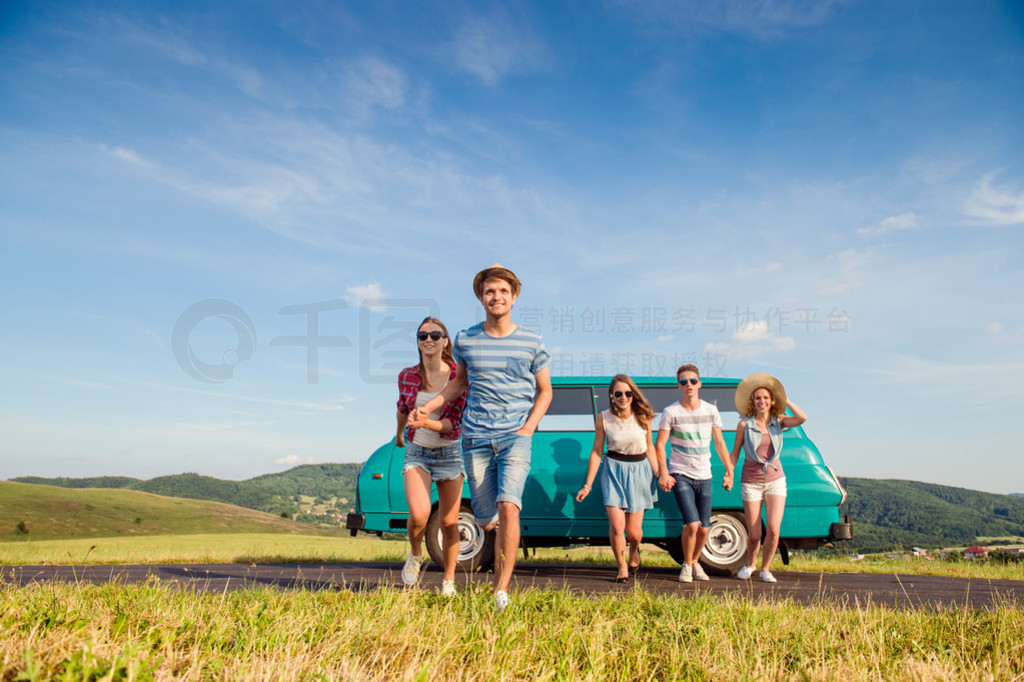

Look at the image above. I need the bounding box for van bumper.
[346,513,365,537]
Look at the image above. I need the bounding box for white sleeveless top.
[412,390,445,448]
[601,409,648,455]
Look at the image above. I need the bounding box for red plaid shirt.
[396,363,465,442]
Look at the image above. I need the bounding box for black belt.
[606,451,647,463]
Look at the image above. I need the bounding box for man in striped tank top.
[413,265,552,612]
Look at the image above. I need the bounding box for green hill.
[10,468,1023,552]
[839,478,1024,551]
[0,481,345,541]
[12,463,361,525]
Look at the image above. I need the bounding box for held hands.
[408,407,428,429]
[658,474,676,492]
[722,470,733,491]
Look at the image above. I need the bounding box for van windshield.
[598,386,741,432]
[536,384,742,432]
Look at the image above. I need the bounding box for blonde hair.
[609,374,655,430]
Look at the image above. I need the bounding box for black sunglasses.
[679,377,699,386]
[612,390,633,399]
[417,331,445,341]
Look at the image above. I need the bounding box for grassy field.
[2,579,1022,680]
[4,532,1024,582]
[3,483,1023,678]
[0,482,343,541]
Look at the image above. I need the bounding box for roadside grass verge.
[2,580,1022,680]
[3,534,1023,581]
[0,534,406,566]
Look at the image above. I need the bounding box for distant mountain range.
[10,467,1024,551]
[838,478,1024,551]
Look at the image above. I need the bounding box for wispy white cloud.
[857,211,923,237]
[178,419,277,432]
[346,282,388,311]
[617,0,842,39]
[446,13,548,86]
[738,261,783,277]
[274,453,318,467]
[84,14,264,97]
[962,173,1024,227]
[340,57,408,120]
[818,248,871,297]
[867,355,1024,409]
[704,320,795,361]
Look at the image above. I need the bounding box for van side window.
[536,387,595,432]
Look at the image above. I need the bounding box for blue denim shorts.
[462,433,532,526]
[672,474,713,528]
[402,441,464,482]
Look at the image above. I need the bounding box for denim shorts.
[402,441,464,482]
[741,477,787,502]
[462,433,532,526]
[671,474,713,528]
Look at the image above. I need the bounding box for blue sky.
[2,1,1023,494]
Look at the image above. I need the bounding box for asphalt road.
[4,562,1022,610]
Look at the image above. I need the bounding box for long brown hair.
[417,317,454,390]
[745,387,786,420]
[608,374,655,430]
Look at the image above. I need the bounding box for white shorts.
[741,477,787,502]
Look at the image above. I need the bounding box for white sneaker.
[401,553,424,585]
[759,570,777,583]
[678,564,693,583]
[692,563,710,581]
[440,579,457,598]
[495,590,509,612]
[736,565,753,580]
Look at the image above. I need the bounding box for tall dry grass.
[2,578,1022,680]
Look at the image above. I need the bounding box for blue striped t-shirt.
[452,323,551,438]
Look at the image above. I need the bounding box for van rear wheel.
[660,511,750,576]
[702,511,749,575]
[425,501,495,572]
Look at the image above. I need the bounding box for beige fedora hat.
[734,372,787,417]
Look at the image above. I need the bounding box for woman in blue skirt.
[576,374,660,582]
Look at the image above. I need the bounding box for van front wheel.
[425,502,495,572]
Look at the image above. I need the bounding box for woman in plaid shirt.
[394,316,467,597]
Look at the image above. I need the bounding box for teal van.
[346,376,851,575]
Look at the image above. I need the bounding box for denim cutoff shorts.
[671,474,713,528]
[462,433,532,526]
[402,441,464,482]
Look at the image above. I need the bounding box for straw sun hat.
[734,372,787,417]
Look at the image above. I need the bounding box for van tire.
[660,511,750,576]
[702,511,750,576]
[425,501,495,572]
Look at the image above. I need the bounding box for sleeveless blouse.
[602,410,648,455]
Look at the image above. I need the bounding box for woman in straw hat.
[728,373,806,583]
